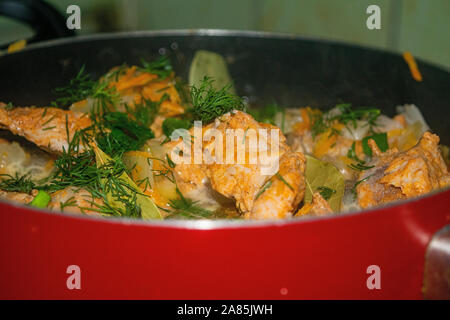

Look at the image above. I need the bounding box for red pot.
[0,30,449,300]
[1,188,448,299]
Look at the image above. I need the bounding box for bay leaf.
[304,155,345,212]
[189,50,235,93]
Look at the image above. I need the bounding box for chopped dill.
[255,180,273,200]
[347,142,365,164]
[41,115,56,126]
[348,163,375,171]
[190,76,244,123]
[166,154,176,168]
[95,112,155,156]
[276,172,294,191]
[52,65,96,107]
[0,173,36,194]
[352,174,375,197]
[249,103,283,126]
[5,102,14,110]
[362,132,388,157]
[60,196,77,212]
[317,186,336,200]
[174,78,191,104]
[139,55,173,79]
[162,117,192,138]
[310,103,381,139]
[165,188,215,219]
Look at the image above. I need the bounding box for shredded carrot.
[7,39,26,53]
[293,107,313,134]
[313,130,338,158]
[115,72,156,91]
[403,51,423,82]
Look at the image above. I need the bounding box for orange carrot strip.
[403,51,423,82]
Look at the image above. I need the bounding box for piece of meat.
[0,187,102,216]
[166,111,306,219]
[106,65,185,118]
[357,132,450,208]
[0,104,91,154]
[0,190,35,204]
[249,151,306,219]
[0,188,103,216]
[47,187,102,216]
[295,192,333,217]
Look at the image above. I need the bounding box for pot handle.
[422,225,450,299]
[0,0,75,49]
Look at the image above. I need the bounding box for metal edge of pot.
[0,29,449,230]
[2,29,450,72]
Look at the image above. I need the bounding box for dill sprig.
[0,173,36,194]
[317,186,336,200]
[249,103,283,126]
[139,55,173,79]
[310,103,381,139]
[165,188,215,219]
[95,112,154,157]
[190,76,244,123]
[276,172,294,191]
[162,117,192,138]
[352,174,375,197]
[348,163,375,171]
[347,142,365,164]
[52,64,120,111]
[255,180,273,200]
[52,65,96,108]
[331,104,380,133]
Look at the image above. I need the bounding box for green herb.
[352,174,375,196]
[317,186,336,200]
[106,63,128,82]
[53,65,96,107]
[139,55,173,79]
[128,99,160,127]
[310,104,381,139]
[276,172,294,191]
[42,115,56,126]
[5,102,14,110]
[331,104,380,132]
[347,142,365,164]
[348,163,375,171]
[166,154,176,168]
[362,132,388,157]
[174,78,190,105]
[167,198,214,219]
[0,173,36,194]
[60,196,77,212]
[42,126,56,131]
[95,112,155,156]
[255,180,273,200]
[190,76,244,123]
[310,111,328,139]
[249,103,283,126]
[162,117,192,138]
[93,146,162,219]
[165,187,221,219]
[29,190,51,208]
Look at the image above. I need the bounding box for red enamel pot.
[0,30,449,299]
